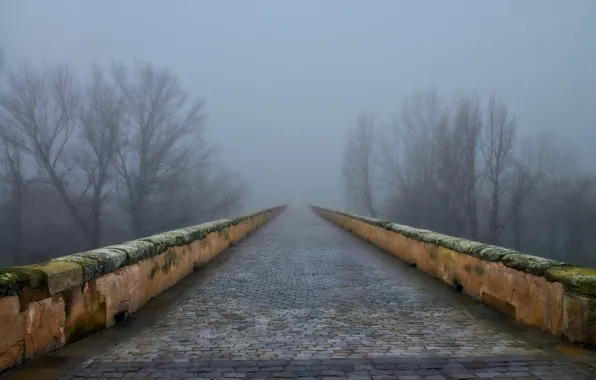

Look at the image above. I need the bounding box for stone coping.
[0,206,285,298]
[311,206,596,298]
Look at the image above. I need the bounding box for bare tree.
[508,133,553,250]
[0,64,98,245]
[480,96,516,243]
[78,65,124,247]
[451,95,482,239]
[509,162,537,250]
[175,164,247,225]
[192,166,246,221]
[378,89,448,229]
[342,110,377,217]
[351,87,596,267]
[0,126,28,263]
[559,177,596,259]
[112,62,206,237]
[535,136,581,258]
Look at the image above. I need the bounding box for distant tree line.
[0,60,246,267]
[342,88,596,268]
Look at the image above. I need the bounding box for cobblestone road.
[47,208,596,379]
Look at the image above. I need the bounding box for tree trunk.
[11,201,23,265]
[489,180,500,244]
[90,196,102,248]
[513,208,521,250]
[131,197,145,238]
[548,217,558,257]
[46,164,95,246]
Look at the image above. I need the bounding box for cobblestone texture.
[54,208,594,379]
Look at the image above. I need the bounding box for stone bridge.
[1,206,595,380]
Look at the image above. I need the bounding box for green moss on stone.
[113,240,157,263]
[0,272,21,296]
[389,224,429,241]
[0,267,48,296]
[78,248,127,277]
[158,231,187,246]
[443,238,486,255]
[468,245,510,262]
[52,254,101,282]
[147,246,183,280]
[422,232,451,245]
[161,250,178,273]
[501,253,566,277]
[546,266,596,296]
[475,266,485,276]
[179,226,207,241]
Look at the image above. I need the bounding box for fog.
[0,1,595,267]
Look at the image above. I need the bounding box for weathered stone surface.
[76,248,128,280]
[52,254,100,283]
[141,232,180,254]
[563,293,589,343]
[546,266,596,296]
[147,245,194,297]
[0,296,25,372]
[467,245,511,262]
[0,261,84,299]
[24,296,66,360]
[63,280,106,344]
[0,267,47,297]
[110,240,156,264]
[502,253,566,277]
[95,264,142,327]
[29,261,83,295]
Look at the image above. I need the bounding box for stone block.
[0,268,46,297]
[3,260,88,301]
[24,296,66,360]
[563,293,589,343]
[502,253,564,277]
[63,280,107,344]
[110,240,157,264]
[51,254,100,283]
[78,248,128,277]
[546,266,596,297]
[0,296,25,372]
[95,264,141,327]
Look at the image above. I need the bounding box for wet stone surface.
[53,208,594,379]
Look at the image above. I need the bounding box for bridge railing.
[0,205,286,372]
[312,205,596,346]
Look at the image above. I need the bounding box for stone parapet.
[0,206,286,372]
[312,205,596,346]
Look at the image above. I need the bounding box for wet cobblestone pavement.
[40,208,596,379]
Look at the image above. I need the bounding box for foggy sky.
[1,1,595,210]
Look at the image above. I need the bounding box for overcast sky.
[1,1,594,210]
